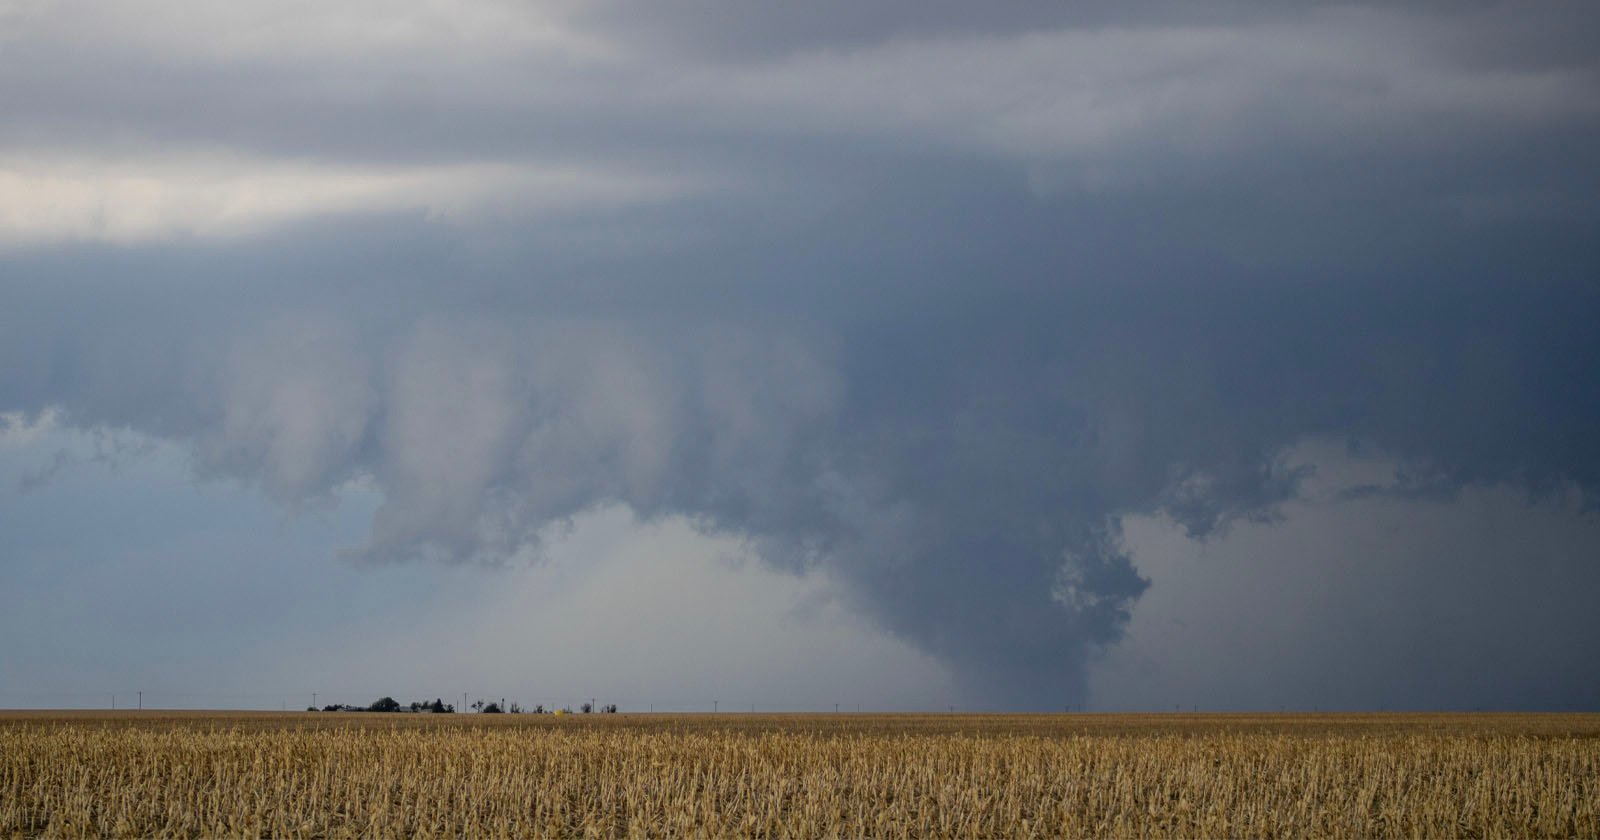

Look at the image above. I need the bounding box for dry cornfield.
[2,711,1597,838]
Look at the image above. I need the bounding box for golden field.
[2,711,1597,838]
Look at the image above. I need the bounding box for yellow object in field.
[553,709,567,716]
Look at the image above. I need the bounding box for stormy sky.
[3,1,1598,712]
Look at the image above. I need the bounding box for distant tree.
[580,701,593,714]
[368,696,401,713]
[472,700,485,712]
[428,698,449,713]
[481,702,503,714]
[306,707,317,712]
[533,704,546,714]
[322,704,341,712]
[508,702,523,714]
[602,704,618,714]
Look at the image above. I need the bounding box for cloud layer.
[3,1,1598,707]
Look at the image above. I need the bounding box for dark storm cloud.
[3,1,1599,707]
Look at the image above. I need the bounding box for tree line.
[310,697,618,714]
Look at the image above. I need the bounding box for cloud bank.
[3,1,1598,707]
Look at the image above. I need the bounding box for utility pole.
[464,693,468,713]
[713,700,718,713]
[111,693,115,710]
[834,703,839,713]
[138,691,142,710]
[313,692,317,710]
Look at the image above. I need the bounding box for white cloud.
[4,4,1591,228]
[0,154,701,246]
[0,407,61,447]
[0,0,611,63]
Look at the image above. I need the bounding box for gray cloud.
[2,1,1599,708]
[1101,457,1600,712]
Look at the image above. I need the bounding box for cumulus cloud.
[2,1,1599,707]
